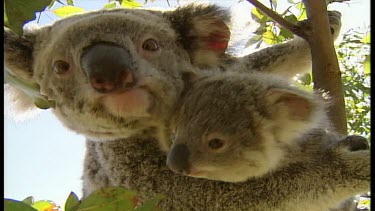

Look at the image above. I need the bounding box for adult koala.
[5,3,368,210]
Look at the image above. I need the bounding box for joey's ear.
[265,88,316,122]
[264,88,323,143]
[4,27,35,81]
[164,4,231,68]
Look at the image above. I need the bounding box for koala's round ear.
[264,87,324,144]
[265,88,316,121]
[163,4,231,68]
[4,27,35,81]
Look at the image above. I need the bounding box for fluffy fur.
[4,3,364,210]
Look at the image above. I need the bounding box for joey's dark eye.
[142,39,159,51]
[53,60,70,74]
[208,138,224,150]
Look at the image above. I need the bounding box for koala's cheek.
[102,88,150,117]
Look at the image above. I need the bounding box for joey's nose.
[166,144,191,175]
[81,43,136,93]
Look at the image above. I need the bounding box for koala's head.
[166,72,328,182]
[4,4,231,142]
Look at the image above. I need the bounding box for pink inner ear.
[207,40,229,52]
[207,23,230,52]
[278,94,312,121]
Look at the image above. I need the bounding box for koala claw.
[338,135,370,151]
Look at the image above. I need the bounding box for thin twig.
[246,0,306,38]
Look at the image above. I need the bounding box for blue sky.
[4,0,370,209]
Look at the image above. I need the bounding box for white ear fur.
[4,84,41,122]
[165,4,231,68]
[265,88,328,143]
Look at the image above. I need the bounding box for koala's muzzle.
[166,144,191,175]
[81,43,136,93]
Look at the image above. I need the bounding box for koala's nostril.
[166,144,191,175]
[90,77,115,93]
[81,42,137,93]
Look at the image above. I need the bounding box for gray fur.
[4,3,359,210]
[84,133,369,211]
[167,72,332,182]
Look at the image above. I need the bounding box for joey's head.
[4,4,231,142]
[167,72,328,182]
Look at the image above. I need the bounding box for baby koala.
[166,71,333,182]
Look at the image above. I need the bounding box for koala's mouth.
[101,87,151,118]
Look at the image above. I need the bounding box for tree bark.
[303,0,347,135]
[246,0,348,135]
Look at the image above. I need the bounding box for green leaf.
[284,14,298,25]
[245,35,262,47]
[251,7,265,22]
[121,0,142,8]
[103,3,117,9]
[262,29,278,44]
[23,197,34,205]
[4,199,38,211]
[65,192,80,211]
[253,25,267,35]
[4,71,55,109]
[32,200,59,211]
[77,187,138,211]
[4,0,52,35]
[4,9,9,27]
[300,72,312,85]
[279,27,294,40]
[52,6,85,17]
[361,32,370,44]
[67,0,74,5]
[363,54,370,75]
[270,0,277,10]
[295,2,307,21]
[135,195,164,211]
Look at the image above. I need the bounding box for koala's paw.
[336,135,369,151]
[327,10,342,40]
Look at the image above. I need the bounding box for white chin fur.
[4,84,42,122]
[102,88,151,118]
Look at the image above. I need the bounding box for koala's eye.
[53,60,71,74]
[142,39,159,51]
[208,138,224,150]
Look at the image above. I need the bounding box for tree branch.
[303,0,348,135]
[247,0,348,135]
[246,0,306,38]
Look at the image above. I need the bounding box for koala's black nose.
[166,144,191,175]
[81,43,136,93]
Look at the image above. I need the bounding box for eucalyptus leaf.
[103,3,117,9]
[4,0,52,35]
[4,199,38,211]
[65,192,80,211]
[295,2,307,21]
[52,6,85,17]
[279,27,294,40]
[32,200,59,211]
[363,54,370,75]
[4,71,55,109]
[361,32,370,44]
[67,0,74,5]
[135,195,164,211]
[121,0,142,8]
[251,7,265,22]
[77,187,138,211]
[22,196,34,205]
[262,29,277,45]
[245,35,262,48]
